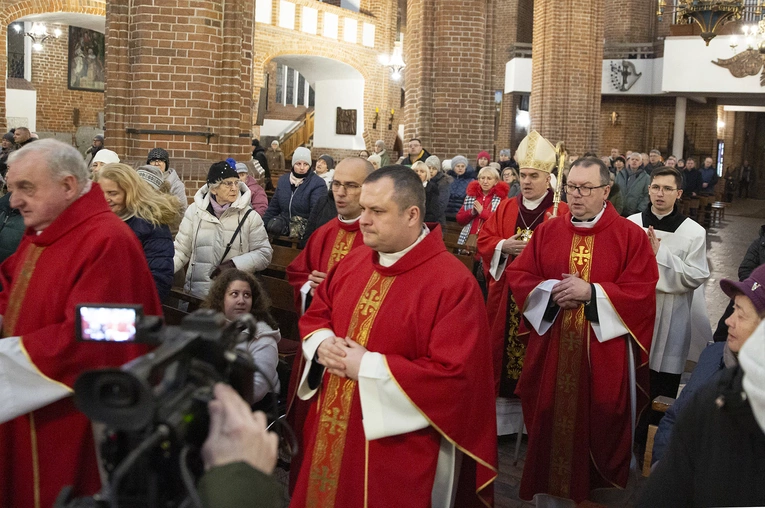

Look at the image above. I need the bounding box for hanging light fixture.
[379,40,406,82]
[13,22,62,51]
[656,0,764,45]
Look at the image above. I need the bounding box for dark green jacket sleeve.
[199,462,283,508]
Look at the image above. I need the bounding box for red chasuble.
[0,184,162,508]
[284,217,365,491]
[291,225,497,508]
[286,217,364,312]
[477,194,567,395]
[506,203,657,503]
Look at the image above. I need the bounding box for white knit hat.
[292,147,312,167]
[92,149,120,165]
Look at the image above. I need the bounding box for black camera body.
[58,306,259,508]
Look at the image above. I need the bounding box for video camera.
[56,304,278,508]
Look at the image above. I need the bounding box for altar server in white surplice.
[628,166,711,404]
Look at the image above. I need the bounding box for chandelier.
[378,41,406,82]
[12,22,62,51]
[730,19,765,52]
[656,0,764,45]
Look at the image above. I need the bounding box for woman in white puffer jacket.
[173,161,273,298]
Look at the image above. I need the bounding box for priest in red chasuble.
[507,157,658,504]
[291,167,497,507]
[478,130,568,402]
[0,140,162,508]
[285,157,372,491]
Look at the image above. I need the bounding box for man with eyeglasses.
[628,166,710,422]
[615,152,650,217]
[285,157,375,490]
[507,157,658,505]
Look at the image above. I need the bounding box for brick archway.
[254,39,393,158]
[0,0,105,131]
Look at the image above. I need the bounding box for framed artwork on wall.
[67,26,105,92]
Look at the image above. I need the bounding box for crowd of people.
[0,127,763,508]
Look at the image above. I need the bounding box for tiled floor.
[495,198,765,507]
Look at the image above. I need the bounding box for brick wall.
[0,0,106,131]
[105,0,254,181]
[31,25,103,133]
[404,0,494,161]
[530,0,605,154]
[600,95,718,160]
[252,0,399,159]
[604,0,655,43]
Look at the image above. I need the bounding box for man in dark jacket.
[699,156,719,197]
[645,149,663,174]
[12,127,34,149]
[401,138,431,166]
[251,139,273,191]
[682,157,703,197]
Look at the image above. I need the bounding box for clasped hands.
[316,336,367,380]
[550,272,591,310]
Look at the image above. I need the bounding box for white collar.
[651,206,673,219]
[740,318,765,433]
[523,190,549,211]
[378,225,429,268]
[570,202,607,229]
[338,214,361,224]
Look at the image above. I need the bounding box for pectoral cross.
[519,228,533,242]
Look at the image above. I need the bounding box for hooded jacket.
[173,182,272,298]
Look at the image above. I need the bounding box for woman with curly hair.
[96,163,180,301]
[203,269,281,404]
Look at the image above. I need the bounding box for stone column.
[404,0,494,160]
[673,96,687,158]
[529,0,605,155]
[105,0,254,172]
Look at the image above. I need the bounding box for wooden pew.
[258,274,301,347]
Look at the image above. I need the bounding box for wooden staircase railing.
[280,109,315,164]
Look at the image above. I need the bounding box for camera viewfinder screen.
[79,306,138,342]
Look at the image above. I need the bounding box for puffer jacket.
[243,174,268,217]
[262,171,327,226]
[446,167,477,215]
[430,171,452,229]
[125,216,174,302]
[165,168,189,215]
[173,182,272,298]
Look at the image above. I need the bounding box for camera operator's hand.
[202,383,278,475]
